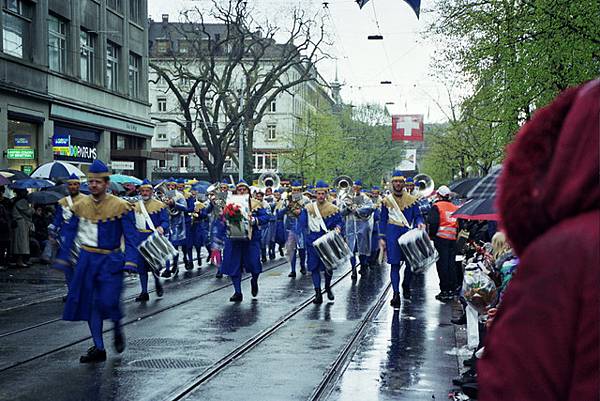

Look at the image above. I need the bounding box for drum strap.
[66,195,73,208]
[386,194,412,229]
[310,202,329,233]
[138,200,156,232]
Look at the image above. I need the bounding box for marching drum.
[138,232,178,276]
[397,229,439,273]
[313,231,351,272]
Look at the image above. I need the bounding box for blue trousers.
[390,263,412,294]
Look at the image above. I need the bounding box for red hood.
[497,80,600,256]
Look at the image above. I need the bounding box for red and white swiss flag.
[392,114,424,142]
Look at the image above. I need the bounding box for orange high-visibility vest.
[435,201,459,240]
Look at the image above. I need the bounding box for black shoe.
[390,292,401,307]
[402,287,411,300]
[215,272,223,279]
[135,293,149,302]
[313,289,323,304]
[452,371,477,386]
[185,261,193,271]
[300,267,307,275]
[206,255,211,263]
[155,282,164,298]
[261,256,267,263]
[80,346,107,363]
[288,271,296,278]
[230,292,243,302]
[251,277,259,297]
[172,267,179,277]
[161,270,172,278]
[114,331,125,354]
[279,248,284,257]
[451,313,467,325]
[441,291,454,302]
[269,252,276,260]
[325,286,334,301]
[351,271,357,280]
[359,267,366,275]
[461,382,478,399]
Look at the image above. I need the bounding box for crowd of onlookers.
[0,185,55,269]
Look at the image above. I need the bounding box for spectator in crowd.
[0,186,11,268]
[11,189,33,268]
[32,205,52,259]
[478,80,599,400]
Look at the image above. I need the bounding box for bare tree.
[149,0,328,181]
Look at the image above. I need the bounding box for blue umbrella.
[110,174,142,185]
[80,181,124,194]
[10,178,55,189]
[30,161,85,180]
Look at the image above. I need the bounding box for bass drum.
[397,229,439,273]
[312,231,351,273]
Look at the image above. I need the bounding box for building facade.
[147,16,336,181]
[0,0,156,178]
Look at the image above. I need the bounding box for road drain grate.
[129,338,194,347]
[129,358,207,369]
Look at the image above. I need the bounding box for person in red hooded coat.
[478,80,599,400]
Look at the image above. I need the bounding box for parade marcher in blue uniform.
[179,179,196,270]
[133,180,169,302]
[52,160,139,363]
[264,187,278,260]
[49,173,86,294]
[379,171,425,307]
[221,180,269,302]
[284,181,307,277]
[298,180,343,304]
[209,180,229,278]
[368,186,382,266]
[190,185,212,269]
[254,189,271,263]
[340,180,374,279]
[270,188,286,259]
[162,178,187,278]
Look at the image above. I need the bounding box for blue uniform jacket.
[298,201,343,272]
[379,193,424,265]
[221,199,269,277]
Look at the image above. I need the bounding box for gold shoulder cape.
[307,201,339,219]
[58,193,87,208]
[144,198,167,214]
[72,194,132,222]
[383,193,418,211]
[250,198,263,212]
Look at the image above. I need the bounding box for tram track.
[0,258,289,374]
[163,269,391,401]
[0,256,213,339]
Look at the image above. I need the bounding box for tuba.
[334,175,353,204]
[413,173,435,198]
[258,172,280,191]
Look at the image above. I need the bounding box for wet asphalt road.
[0,257,459,401]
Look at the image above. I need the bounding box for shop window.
[2,0,32,59]
[128,52,140,98]
[106,41,120,91]
[48,14,67,72]
[6,118,38,173]
[80,29,95,82]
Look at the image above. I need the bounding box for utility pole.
[238,89,245,182]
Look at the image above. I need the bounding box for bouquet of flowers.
[223,195,252,240]
[462,263,498,314]
[223,203,243,224]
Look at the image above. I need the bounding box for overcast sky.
[148,0,452,123]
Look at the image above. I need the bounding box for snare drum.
[138,232,178,276]
[312,231,351,272]
[397,229,439,273]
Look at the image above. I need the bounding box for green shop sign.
[7,148,35,159]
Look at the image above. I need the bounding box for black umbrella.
[449,178,481,197]
[0,169,29,180]
[45,184,69,196]
[28,191,64,205]
[466,166,502,199]
[453,197,498,221]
